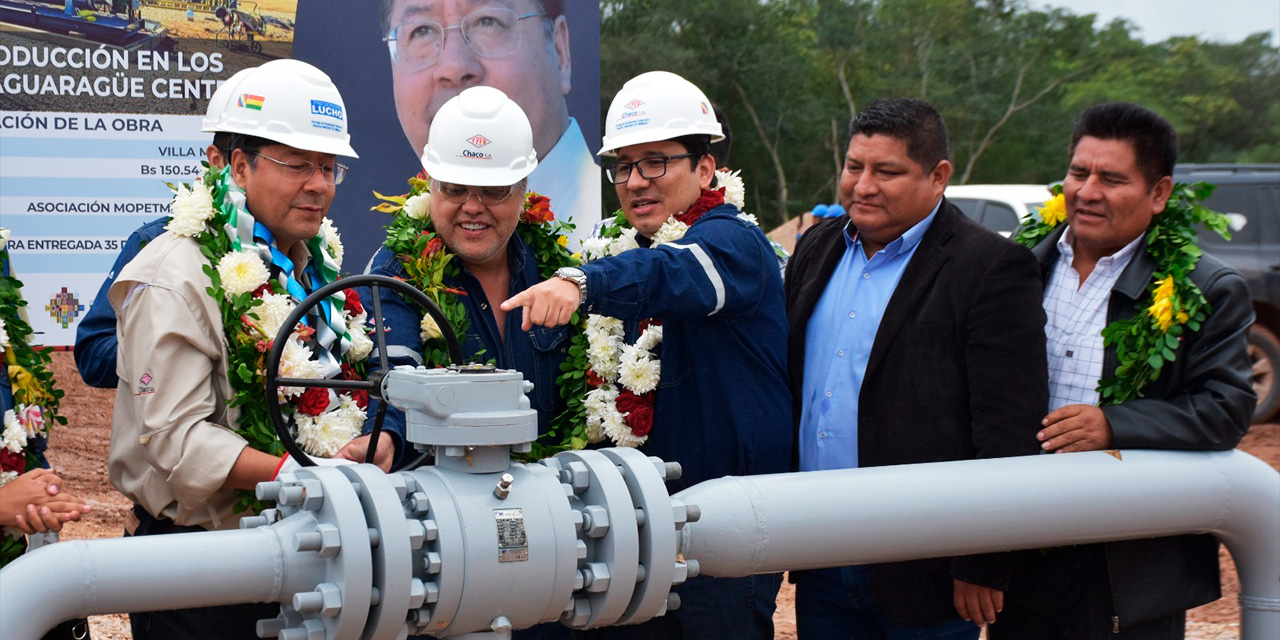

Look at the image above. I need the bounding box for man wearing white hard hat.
[503,70,792,640]
[75,67,255,390]
[108,59,375,639]
[361,86,576,486]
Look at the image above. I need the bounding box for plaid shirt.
[1043,227,1144,410]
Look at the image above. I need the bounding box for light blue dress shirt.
[798,202,940,472]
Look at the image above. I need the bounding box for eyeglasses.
[605,153,698,185]
[254,152,347,186]
[432,179,520,206]
[384,9,546,71]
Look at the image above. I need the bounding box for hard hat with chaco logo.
[420,86,537,186]
[200,67,252,133]
[214,59,359,158]
[598,71,724,157]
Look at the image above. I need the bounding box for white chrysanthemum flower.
[0,470,17,488]
[278,336,326,399]
[651,218,689,247]
[166,181,216,237]
[581,236,611,262]
[249,292,295,341]
[402,193,431,221]
[2,409,27,454]
[346,310,373,361]
[634,325,663,351]
[608,228,640,256]
[617,346,661,395]
[584,386,619,444]
[717,169,746,209]
[0,316,8,349]
[319,218,344,269]
[603,408,645,448]
[216,250,270,300]
[736,212,759,227]
[420,314,443,341]
[295,395,364,457]
[585,315,626,379]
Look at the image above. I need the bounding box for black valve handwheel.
[265,274,461,467]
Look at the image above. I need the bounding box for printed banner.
[0,0,602,348]
[0,0,298,345]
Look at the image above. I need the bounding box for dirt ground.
[38,351,1279,639]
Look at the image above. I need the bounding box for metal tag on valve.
[495,509,529,563]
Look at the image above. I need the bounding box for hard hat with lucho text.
[213,59,358,158]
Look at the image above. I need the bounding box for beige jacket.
[109,231,248,530]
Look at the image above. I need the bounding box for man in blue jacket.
[502,70,792,640]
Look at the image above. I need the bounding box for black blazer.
[785,200,1050,625]
[1028,225,1255,627]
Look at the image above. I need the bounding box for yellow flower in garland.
[8,364,55,407]
[1038,193,1066,227]
[1146,275,1180,332]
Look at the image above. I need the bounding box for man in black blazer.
[784,98,1048,638]
[990,103,1254,639]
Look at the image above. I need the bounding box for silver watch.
[554,267,587,306]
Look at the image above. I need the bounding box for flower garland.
[0,227,66,566]
[372,173,589,457]
[1014,182,1230,405]
[168,165,373,512]
[576,170,762,447]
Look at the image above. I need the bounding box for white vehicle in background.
[945,184,1054,236]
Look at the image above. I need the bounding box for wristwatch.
[553,267,588,307]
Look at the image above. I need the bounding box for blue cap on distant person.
[812,204,829,218]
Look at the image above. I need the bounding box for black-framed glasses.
[432,179,520,206]
[384,9,546,71]
[254,152,347,186]
[605,154,697,185]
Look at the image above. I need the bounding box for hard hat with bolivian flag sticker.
[212,59,359,158]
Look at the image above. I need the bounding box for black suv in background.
[1174,164,1280,423]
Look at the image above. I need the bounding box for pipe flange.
[273,466,375,639]
[337,464,416,639]
[599,448,680,625]
[554,449,641,629]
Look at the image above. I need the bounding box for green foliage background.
[600,0,1279,228]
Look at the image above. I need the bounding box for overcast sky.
[1037,0,1279,47]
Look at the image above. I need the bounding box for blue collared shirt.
[798,201,940,471]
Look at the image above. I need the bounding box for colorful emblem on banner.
[239,94,265,110]
[467,134,492,148]
[44,286,84,328]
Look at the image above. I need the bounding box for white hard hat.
[200,67,253,133]
[420,86,537,186]
[598,71,724,157]
[213,59,359,158]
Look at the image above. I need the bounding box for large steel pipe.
[678,449,1280,639]
[0,512,339,640]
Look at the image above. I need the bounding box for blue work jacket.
[362,234,571,469]
[74,217,168,389]
[582,204,793,491]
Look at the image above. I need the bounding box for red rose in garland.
[296,387,332,417]
[615,390,655,438]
